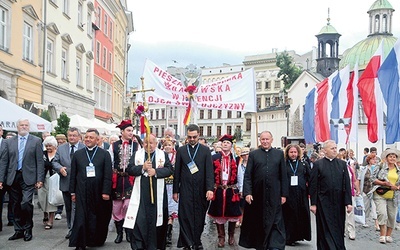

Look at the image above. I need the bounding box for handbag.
[376,186,391,195]
[354,195,365,225]
[48,174,64,206]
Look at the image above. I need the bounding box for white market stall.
[0,97,52,132]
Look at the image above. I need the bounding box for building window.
[0,6,9,51]
[199,110,204,119]
[161,109,165,119]
[87,12,92,36]
[161,126,165,137]
[217,110,222,119]
[86,63,91,89]
[274,80,281,89]
[207,126,212,137]
[109,20,113,40]
[46,39,54,73]
[96,6,101,28]
[155,110,159,120]
[257,97,261,110]
[227,126,232,135]
[265,81,270,90]
[256,81,261,90]
[246,118,251,131]
[61,48,68,79]
[104,14,108,36]
[23,22,33,62]
[265,97,271,107]
[108,51,112,71]
[102,47,106,68]
[76,58,81,86]
[107,84,111,111]
[227,111,232,118]
[199,126,204,136]
[77,2,82,27]
[63,0,69,16]
[237,111,241,118]
[208,110,212,119]
[95,41,100,64]
[217,126,221,138]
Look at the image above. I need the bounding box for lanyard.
[289,160,299,175]
[186,144,199,162]
[85,147,99,166]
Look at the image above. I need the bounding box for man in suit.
[52,127,84,239]
[0,118,44,241]
[0,124,5,231]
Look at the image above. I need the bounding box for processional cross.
[132,77,155,203]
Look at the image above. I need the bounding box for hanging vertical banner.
[140,59,257,112]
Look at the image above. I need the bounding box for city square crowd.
[0,119,400,250]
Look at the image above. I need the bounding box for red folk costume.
[208,135,241,221]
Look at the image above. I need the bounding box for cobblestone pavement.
[1,198,399,249]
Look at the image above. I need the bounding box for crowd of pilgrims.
[1,120,400,250]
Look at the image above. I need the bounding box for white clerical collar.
[86,146,97,151]
[325,156,334,161]
[190,143,198,148]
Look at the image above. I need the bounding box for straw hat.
[381,148,400,159]
[241,147,250,156]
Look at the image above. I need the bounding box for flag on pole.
[329,65,351,144]
[303,88,317,144]
[345,63,359,143]
[357,41,385,143]
[378,38,400,144]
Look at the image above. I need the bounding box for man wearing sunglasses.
[173,124,214,250]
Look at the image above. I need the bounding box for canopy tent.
[0,97,52,132]
[52,115,120,136]
[90,118,120,135]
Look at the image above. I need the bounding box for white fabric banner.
[140,59,257,112]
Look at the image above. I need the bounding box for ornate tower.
[315,9,341,77]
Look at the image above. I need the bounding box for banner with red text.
[140,59,257,112]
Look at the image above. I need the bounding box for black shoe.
[65,230,72,239]
[114,233,123,244]
[8,231,24,240]
[24,229,32,241]
[75,247,86,250]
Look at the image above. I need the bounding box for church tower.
[315,9,341,78]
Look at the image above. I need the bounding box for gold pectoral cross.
[158,159,164,168]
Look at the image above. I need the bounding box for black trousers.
[10,171,35,232]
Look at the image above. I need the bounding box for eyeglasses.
[187,135,198,139]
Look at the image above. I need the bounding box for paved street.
[1,196,399,249]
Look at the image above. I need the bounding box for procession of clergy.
[1,118,400,250]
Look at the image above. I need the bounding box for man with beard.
[124,134,173,250]
[68,128,112,250]
[112,120,138,244]
[0,119,44,241]
[239,131,289,250]
[309,140,352,249]
[173,124,214,249]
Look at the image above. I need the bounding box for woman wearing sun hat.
[370,148,400,244]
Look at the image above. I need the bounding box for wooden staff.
[140,76,154,204]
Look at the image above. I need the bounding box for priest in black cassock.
[309,140,352,250]
[173,124,214,249]
[69,128,112,250]
[124,134,173,250]
[239,131,289,250]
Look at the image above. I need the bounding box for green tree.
[276,51,302,90]
[54,112,70,136]
[40,110,52,122]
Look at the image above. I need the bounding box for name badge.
[86,165,95,178]
[187,161,199,174]
[291,176,298,186]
